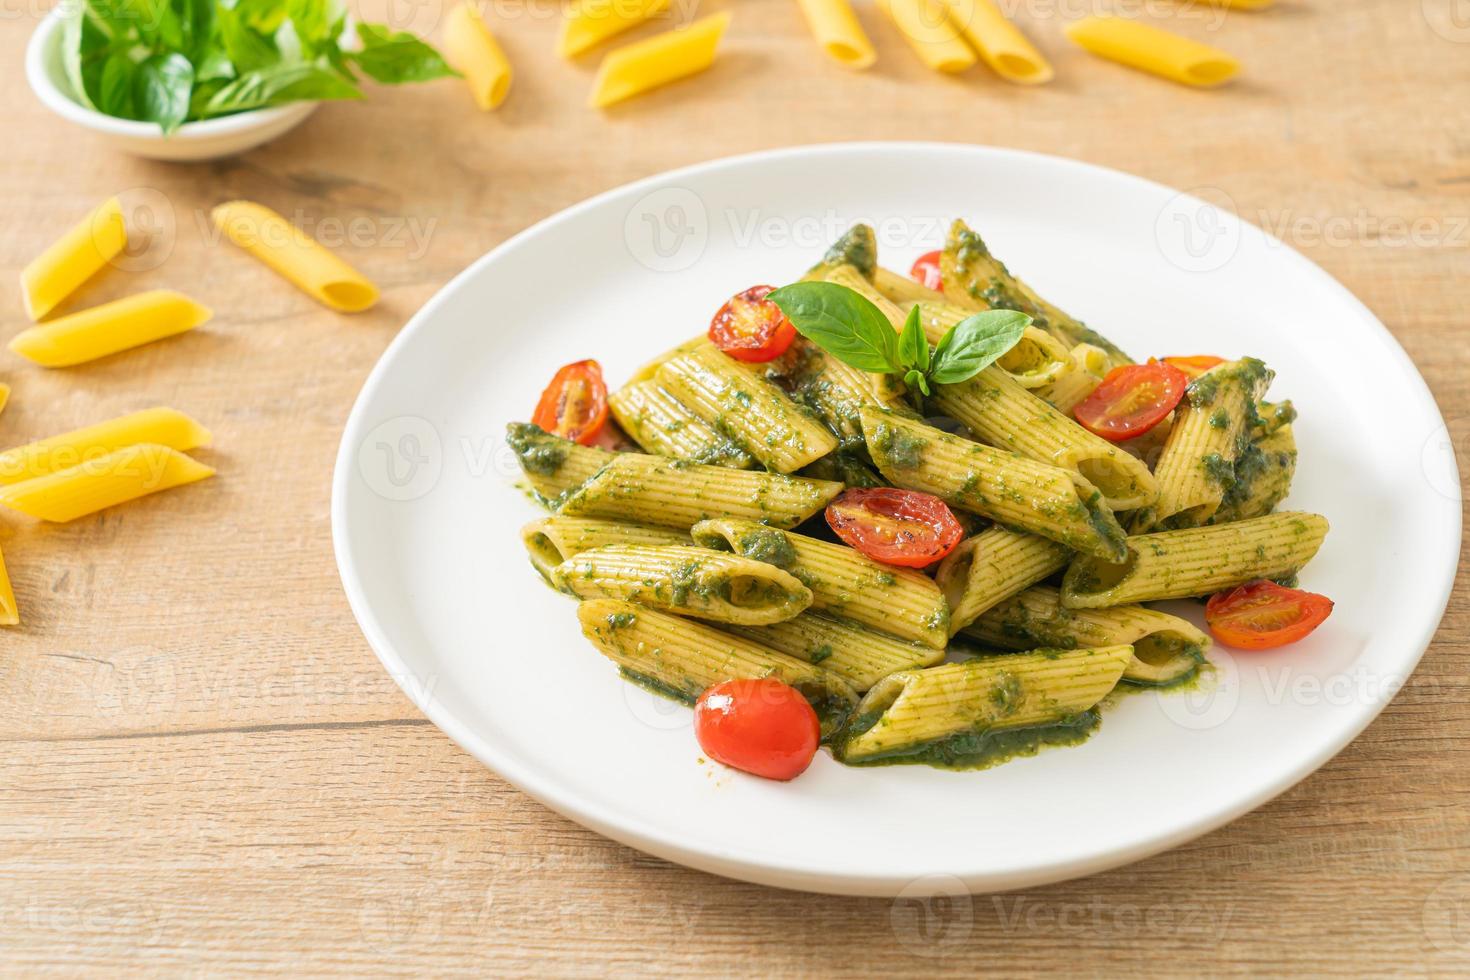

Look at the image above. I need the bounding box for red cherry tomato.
[708,285,797,363]
[694,678,820,781]
[910,250,943,291]
[1073,361,1189,441]
[1205,580,1334,650]
[1157,355,1226,380]
[531,359,608,445]
[825,487,964,568]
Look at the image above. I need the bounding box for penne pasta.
[963,585,1209,687]
[211,201,379,312]
[795,0,878,69]
[934,527,1072,634]
[559,0,669,58]
[1213,424,1297,524]
[725,611,944,691]
[0,544,16,626]
[836,646,1133,765]
[0,407,211,486]
[521,516,687,581]
[577,599,858,731]
[900,299,1071,388]
[0,383,9,418]
[609,380,754,468]
[1062,511,1330,608]
[1064,16,1240,89]
[878,0,977,73]
[0,444,214,522]
[872,265,945,306]
[506,422,616,504]
[860,407,1128,561]
[9,291,210,368]
[444,1,513,109]
[21,196,127,321]
[691,517,951,648]
[558,452,842,530]
[588,12,730,108]
[942,0,1053,84]
[1035,342,1109,413]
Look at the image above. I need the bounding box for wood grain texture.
[2,0,1468,972]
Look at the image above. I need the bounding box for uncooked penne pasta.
[444,1,513,109]
[0,544,17,626]
[935,527,1072,634]
[1062,512,1329,608]
[879,0,976,73]
[836,646,1133,765]
[0,444,214,522]
[521,516,687,581]
[9,291,210,368]
[942,0,1053,84]
[726,612,943,691]
[577,599,858,731]
[963,586,1209,686]
[21,196,126,320]
[557,452,842,530]
[211,201,379,312]
[588,12,730,108]
[656,345,838,473]
[0,407,211,486]
[1064,16,1239,89]
[505,422,616,503]
[558,0,669,58]
[0,384,9,419]
[609,380,754,468]
[795,0,877,69]
[691,517,951,648]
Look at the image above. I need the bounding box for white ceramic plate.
[332,143,1461,896]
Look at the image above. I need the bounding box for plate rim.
[330,140,1462,895]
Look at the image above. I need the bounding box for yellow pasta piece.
[211,201,379,313]
[444,2,513,109]
[0,383,9,418]
[559,0,670,58]
[878,0,976,73]
[0,543,17,626]
[20,197,127,321]
[0,444,213,523]
[1064,17,1239,88]
[588,12,731,108]
[795,0,877,69]
[943,0,1052,84]
[0,407,211,486]
[1210,0,1273,7]
[9,291,210,368]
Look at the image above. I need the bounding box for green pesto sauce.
[505,422,568,476]
[819,225,878,278]
[838,710,1101,770]
[1185,356,1271,409]
[1201,452,1235,487]
[809,643,834,664]
[736,528,798,569]
[869,422,928,470]
[618,667,696,705]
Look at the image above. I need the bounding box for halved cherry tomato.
[1205,580,1334,650]
[694,678,820,781]
[910,250,943,291]
[1073,361,1189,441]
[825,487,964,568]
[709,285,797,363]
[1156,355,1226,380]
[531,359,608,445]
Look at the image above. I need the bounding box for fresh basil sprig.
[768,282,1031,403]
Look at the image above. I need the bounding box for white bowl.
[25,9,318,161]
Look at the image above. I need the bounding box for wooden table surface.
[3,0,1468,973]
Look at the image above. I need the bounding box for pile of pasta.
[510,220,1329,770]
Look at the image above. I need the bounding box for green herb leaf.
[767,282,901,375]
[216,6,276,73]
[348,22,459,83]
[904,369,930,397]
[134,52,194,133]
[97,50,138,118]
[200,60,361,116]
[898,304,929,373]
[928,310,1032,386]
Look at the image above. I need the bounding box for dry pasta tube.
[0,384,9,419]
[589,12,731,108]
[795,0,877,69]
[942,0,1052,84]
[21,197,127,321]
[0,544,16,626]
[211,201,379,312]
[444,2,513,109]
[0,444,214,523]
[0,407,211,486]
[878,0,976,73]
[9,291,209,368]
[1064,17,1239,88]
[559,0,670,58]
